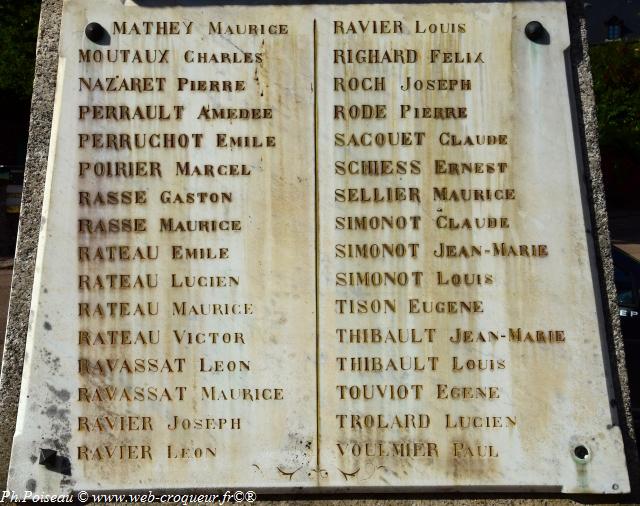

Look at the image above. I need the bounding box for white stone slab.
[7,0,630,496]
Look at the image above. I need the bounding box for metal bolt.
[85,22,106,43]
[38,448,57,466]
[525,21,545,42]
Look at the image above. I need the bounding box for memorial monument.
[0,0,638,501]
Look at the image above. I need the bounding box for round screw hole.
[612,483,619,490]
[574,445,589,461]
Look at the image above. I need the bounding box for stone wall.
[0,0,637,502]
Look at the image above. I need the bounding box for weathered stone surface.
[0,0,62,491]
[1,0,637,500]
[9,0,318,494]
[315,1,629,492]
[565,0,638,482]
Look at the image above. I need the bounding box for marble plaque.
[6,0,631,496]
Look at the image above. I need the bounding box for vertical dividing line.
[313,18,321,475]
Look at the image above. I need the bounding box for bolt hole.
[613,483,619,490]
[574,445,589,460]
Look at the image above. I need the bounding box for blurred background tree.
[590,40,640,210]
[0,1,41,101]
[0,1,40,256]
[0,0,41,166]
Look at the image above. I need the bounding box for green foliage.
[0,1,41,101]
[590,41,640,208]
[590,41,640,156]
